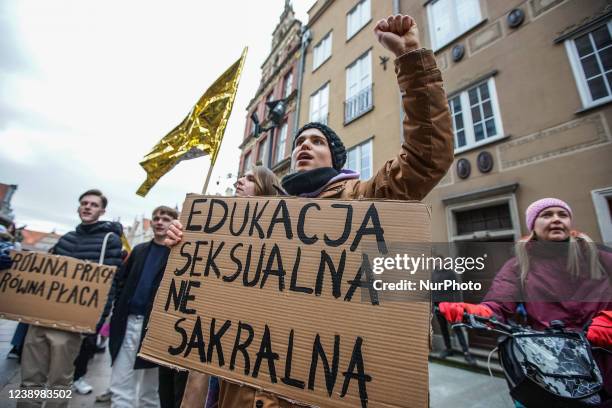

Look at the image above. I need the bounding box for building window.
[309,83,329,124]
[283,71,294,98]
[565,21,612,109]
[275,122,289,164]
[257,136,269,167]
[449,95,465,148]
[447,196,521,242]
[345,139,372,180]
[448,78,503,153]
[427,0,482,51]
[455,204,512,235]
[248,115,256,136]
[242,151,252,173]
[347,0,371,40]
[345,50,373,123]
[313,31,332,70]
[591,186,612,246]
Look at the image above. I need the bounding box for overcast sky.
[0,0,311,234]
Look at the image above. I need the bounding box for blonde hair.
[515,230,605,286]
[251,166,281,196]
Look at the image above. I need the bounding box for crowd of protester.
[0,12,610,408]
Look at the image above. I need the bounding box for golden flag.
[136,48,247,196]
[120,233,132,254]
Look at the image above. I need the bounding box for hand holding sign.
[164,220,184,247]
[374,15,420,57]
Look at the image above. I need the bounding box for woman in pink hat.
[439,197,612,403]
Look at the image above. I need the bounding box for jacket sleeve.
[355,48,453,200]
[97,236,128,329]
[112,251,134,308]
[0,242,13,270]
[482,258,521,321]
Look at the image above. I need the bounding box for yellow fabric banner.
[136,48,247,196]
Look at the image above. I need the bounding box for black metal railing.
[344,84,373,123]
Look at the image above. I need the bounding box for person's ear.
[100,208,106,217]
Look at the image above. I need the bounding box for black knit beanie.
[293,122,347,170]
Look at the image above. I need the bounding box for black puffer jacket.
[52,221,124,329]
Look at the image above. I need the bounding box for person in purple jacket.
[440,197,612,404]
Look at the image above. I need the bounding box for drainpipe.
[393,0,404,145]
[293,26,312,137]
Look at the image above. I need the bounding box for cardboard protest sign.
[0,251,116,333]
[140,195,431,408]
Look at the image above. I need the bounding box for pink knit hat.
[525,198,572,231]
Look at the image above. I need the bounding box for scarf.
[281,167,340,196]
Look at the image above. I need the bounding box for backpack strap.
[99,232,113,264]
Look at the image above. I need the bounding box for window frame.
[312,31,333,71]
[345,49,372,99]
[344,49,373,123]
[426,0,483,52]
[283,70,294,98]
[346,0,372,41]
[256,135,269,167]
[309,82,330,124]
[446,195,521,242]
[449,77,505,154]
[565,20,612,110]
[275,122,289,164]
[344,138,373,180]
[242,150,252,174]
[591,186,612,246]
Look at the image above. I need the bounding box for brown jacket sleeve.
[353,48,453,200]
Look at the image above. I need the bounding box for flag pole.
[201,157,214,194]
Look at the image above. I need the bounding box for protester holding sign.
[174,166,283,408]
[166,14,453,408]
[17,189,123,406]
[107,205,179,408]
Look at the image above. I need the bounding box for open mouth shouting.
[296,151,313,165]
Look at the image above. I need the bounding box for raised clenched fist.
[374,14,420,57]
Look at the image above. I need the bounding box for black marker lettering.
[168,318,188,356]
[186,198,208,231]
[350,204,387,253]
[340,337,372,408]
[252,325,279,383]
[297,203,320,245]
[230,321,254,375]
[204,199,228,234]
[184,316,206,362]
[207,318,232,367]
